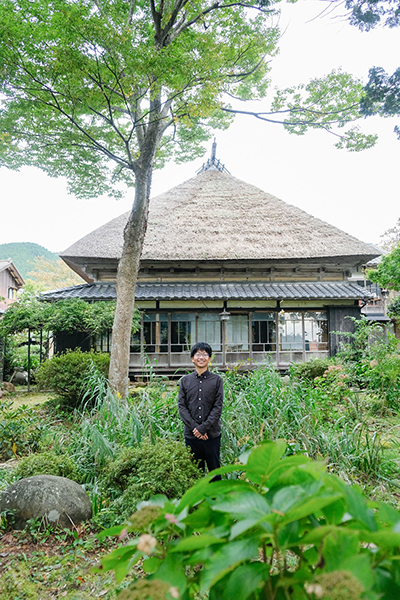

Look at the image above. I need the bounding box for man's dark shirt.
[178,369,223,439]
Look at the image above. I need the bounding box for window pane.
[130,330,140,352]
[171,320,194,353]
[304,311,328,351]
[279,312,303,350]
[252,316,276,351]
[226,315,249,351]
[197,314,222,351]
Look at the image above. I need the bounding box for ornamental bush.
[103,439,202,520]
[14,450,83,482]
[36,350,110,409]
[289,357,334,382]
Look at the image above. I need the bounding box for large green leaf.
[177,475,253,512]
[171,535,226,553]
[245,440,287,484]
[221,562,269,600]
[281,491,344,526]
[300,525,341,545]
[230,517,273,540]
[322,529,360,572]
[263,455,311,488]
[374,501,400,527]
[200,536,260,592]
[340,554,374,591]
[321,497,347,525]
[152,553,187,593]
[210,490,271,518]
[343,485,377,532]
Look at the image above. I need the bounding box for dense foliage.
[368,245,400,290]
[0,296,130,337]
[2,316,400,598]
[102,440,202,521]
[36,350,110,408]
[100,440,400,599]
[14,450,82,482]
[388,295,400,320]
[289,358,334,382]
[24,256,83,293]
[0,400,45,461]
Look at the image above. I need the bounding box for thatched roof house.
[44,153,380,373]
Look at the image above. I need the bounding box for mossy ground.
[5,389,52,409]
[0,525,137,600]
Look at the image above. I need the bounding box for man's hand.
[193,428,208,440]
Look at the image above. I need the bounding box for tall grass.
[48,364,397,494]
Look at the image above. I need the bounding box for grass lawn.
[8,389,52,409]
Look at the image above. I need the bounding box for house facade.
[0,259,24,314]
[43,155,379,375]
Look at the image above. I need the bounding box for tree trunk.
[108,167,152,398]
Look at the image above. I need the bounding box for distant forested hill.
[0,242,58,278]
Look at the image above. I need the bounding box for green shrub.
[14,450,82,482]
[290,357,335,382]
[103,439,202,519]
[100,441,400,599]
[36,350,110,409]
[368,353,400,411]
[0,401,45,461]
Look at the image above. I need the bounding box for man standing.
[178,342,223,477]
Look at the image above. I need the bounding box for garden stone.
[13,369,28,385]
[0,475,92,529]
[3,382,15,393]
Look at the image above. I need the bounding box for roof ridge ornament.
[196,138,230,175]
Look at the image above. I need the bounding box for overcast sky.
[1,0,399,254]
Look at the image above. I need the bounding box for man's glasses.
[194,352,209,358]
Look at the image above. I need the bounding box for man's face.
[191,350,211,370]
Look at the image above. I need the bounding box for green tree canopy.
[368,245,400,291]
[0,0,377,396]
[0,295,139,337]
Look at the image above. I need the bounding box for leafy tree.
[368,245,400,291]
[344,0,400,30]
[380,217,400,251]
[0,0,376,397]
[360,66,400,139]
[0,295,139,337]
[340,0,400,138]
[388,294,400,320]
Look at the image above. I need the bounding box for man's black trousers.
[185,435,221,479]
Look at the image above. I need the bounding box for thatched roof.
[61,170,379,263]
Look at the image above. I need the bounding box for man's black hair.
[190,342,213,358]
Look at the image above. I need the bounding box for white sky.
[0,0,399,253]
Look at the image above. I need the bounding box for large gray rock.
[0,475,92,529]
